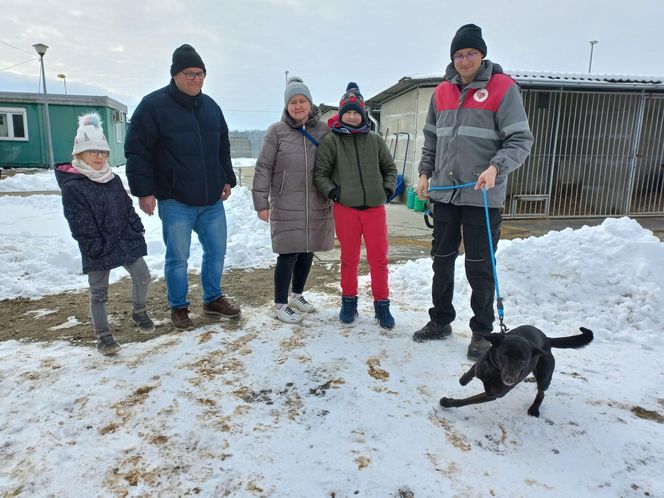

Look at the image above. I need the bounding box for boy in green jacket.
[314,83,398,329]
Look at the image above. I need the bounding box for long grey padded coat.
[252,108,334,254]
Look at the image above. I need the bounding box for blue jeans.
[158,199,227,309]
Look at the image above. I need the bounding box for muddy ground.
[0,261,345,346]
[0,225,435,347]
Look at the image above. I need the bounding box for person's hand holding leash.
[416,174,429,200]
[475,164,498,190]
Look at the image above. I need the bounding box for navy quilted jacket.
[124,79,237,206]
[55,164,147,273]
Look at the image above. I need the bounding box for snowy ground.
[0,168,663,497]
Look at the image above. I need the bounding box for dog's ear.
[486,333,505,346]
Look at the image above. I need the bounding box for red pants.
[334,203,389,300]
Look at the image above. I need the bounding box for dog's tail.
[549,327,594,349]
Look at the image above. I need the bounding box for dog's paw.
[527,407,540,417]
[439,397,455,408]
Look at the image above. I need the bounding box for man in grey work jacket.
[412,24,534,359]
[125,44,240,330]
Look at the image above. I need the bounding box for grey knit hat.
[284,76,313,106]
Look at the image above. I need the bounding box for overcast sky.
[2,0,663,130]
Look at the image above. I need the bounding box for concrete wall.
[376,86,434,195]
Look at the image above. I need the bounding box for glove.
[328,187,340,202]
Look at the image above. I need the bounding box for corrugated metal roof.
[366,70,664,107]
[507,70,664,85]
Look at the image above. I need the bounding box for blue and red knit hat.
[338,82,366,121]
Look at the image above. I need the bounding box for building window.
[0,108,29,141]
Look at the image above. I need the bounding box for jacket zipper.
[303,125,310,253]
[192,102,209,203]
[352,135,367,206]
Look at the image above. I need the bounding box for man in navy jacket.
[125,44,240,329]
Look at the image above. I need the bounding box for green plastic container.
[406,187,416,209]
[413,196,426,212]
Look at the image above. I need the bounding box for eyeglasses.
[181,71,206,80]
[85,150,110,158]
[453,50,481,63]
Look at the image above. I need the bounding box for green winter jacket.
[314,131,397,208]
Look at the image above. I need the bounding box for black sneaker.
[97,335,121,355]
[412,321,452,342]
[132,310,155,334]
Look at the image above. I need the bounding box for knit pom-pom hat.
[338,82,366,121]
[72,112,110,155]
[284,75,313,106]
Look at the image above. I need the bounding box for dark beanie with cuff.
[170,44,206,76]
[338,82,366,121]
[450,24,487,59]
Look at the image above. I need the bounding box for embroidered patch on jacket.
[473,89,489,102]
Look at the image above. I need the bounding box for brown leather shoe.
[171,307,193,329]
[203,296,240,318]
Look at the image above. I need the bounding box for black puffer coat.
[124,79,237,207]
[55,164,147,273]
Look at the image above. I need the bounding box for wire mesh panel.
[505,89,659,218]
[630,95,664,214]
[549,91,641,217]
[505,89,559,217]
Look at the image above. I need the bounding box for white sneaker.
[275,305,303,324]
[290,295,315,313]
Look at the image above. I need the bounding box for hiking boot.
[289,294,315,313]
[467,331,492,360]
[374,300,395,330]
[275,305,303,324]
[132,309,155,334]
[412,321,452,342]
[339,296,358,324]
[97,335,120,356]
[203,296,241,318]
[171,308,193,330]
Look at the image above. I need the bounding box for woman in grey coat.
[252,76,334,323]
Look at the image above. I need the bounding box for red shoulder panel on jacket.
[434,82,460,112]
[463,74,516,112]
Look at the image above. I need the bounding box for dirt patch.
[0,262,339,346]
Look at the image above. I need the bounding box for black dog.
[439,325,593,417]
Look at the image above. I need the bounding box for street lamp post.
[33,43,55,169]
[57,73,67,94]
[285,70,289,84]
[588,40,599,73]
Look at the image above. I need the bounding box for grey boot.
[467,331,491,360]
[412,321,452,342]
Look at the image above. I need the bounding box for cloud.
[1,0,663,130]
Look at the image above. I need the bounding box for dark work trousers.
[274,252,315,305]
[429,202,501,333]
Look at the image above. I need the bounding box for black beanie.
[450,24,487,60]
[170,44,206,76]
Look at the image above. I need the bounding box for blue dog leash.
[428,182,508,333]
